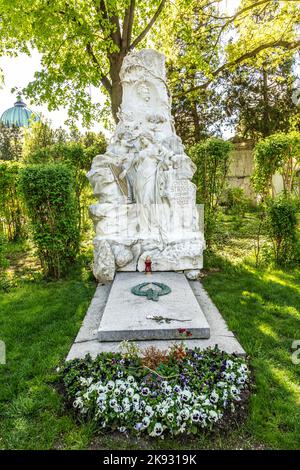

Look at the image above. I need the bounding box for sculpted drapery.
[87,50,205,281]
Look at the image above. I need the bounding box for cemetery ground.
[0,213,299,450]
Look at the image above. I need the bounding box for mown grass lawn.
[0,218,299,449]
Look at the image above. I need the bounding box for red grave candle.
[145,256,152,273]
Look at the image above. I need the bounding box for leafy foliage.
[159,0,300,139]
[189,138,233,244]
[252,131,300,196]
[22,120,68,159]
[1,1,299,124]
[222,58,299,141]
[0,123,23,161]
[19,164,80,278]
[0,160,25,241]
[25,132,106,231]
[223,187,251,218]
[265,196,298,265]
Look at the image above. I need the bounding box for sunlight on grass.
[270,366,300,405]
[258,323,279,340]
[263,271,300,291]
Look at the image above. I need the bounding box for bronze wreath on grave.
[131,282,171,301]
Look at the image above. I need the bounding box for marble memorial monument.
[87,49,205,281]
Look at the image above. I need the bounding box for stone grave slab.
[97,272,210,341]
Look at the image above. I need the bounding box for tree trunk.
[262,68,271,137]
[191,100,201,142]
[109,52,125,123]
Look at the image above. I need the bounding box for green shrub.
[25,136,106,231]
[0,160,25,240]
[19,164,80,278]
[189,138,233,246]
[224,187,250,217]
[252,132,300,197]
[266,196,298,265]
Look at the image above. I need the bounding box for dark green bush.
[0,161,25,240]
[19,164,80,278]
[266,196,298,265]
[25,136,106,231]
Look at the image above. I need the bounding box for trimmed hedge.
[19,164,80,278]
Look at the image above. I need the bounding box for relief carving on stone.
[87,49,205,281]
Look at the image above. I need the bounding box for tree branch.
[86,43,112,95]
[130,0,167,49]
[176,38,300,97]
[122,0,135,50]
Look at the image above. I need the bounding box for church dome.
[0,99,41,127]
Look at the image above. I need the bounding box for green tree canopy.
[0,0,299,125]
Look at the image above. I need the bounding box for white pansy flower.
[126,387,134,397]
[97,393,107,405]
[180,389,192,402]
[145,405,154,417]
[79,377,93,387]
[119,383,127,393]
[191,409,200,422]
[179,408,190,421]
[132,393,140,404]
[107,380,115,391]
[210,390,219,404]
[109,398,117,408]
[150,423,164,437]
[142,416,151,428]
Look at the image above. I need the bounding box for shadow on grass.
[0,279,95,449]
[202,253,300,449]
[0,254,299,449]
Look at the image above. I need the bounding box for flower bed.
[62,344,250,437]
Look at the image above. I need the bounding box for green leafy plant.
[0,123,23,161]
[252,132,300,197]
[19,164,80,278]
[265,196,298,265]
[189,138,233,246]
[0,160,25,240]
[224,187,250,218]
[25,134,106,231]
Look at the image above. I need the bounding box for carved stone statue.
[87,49,205,281]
